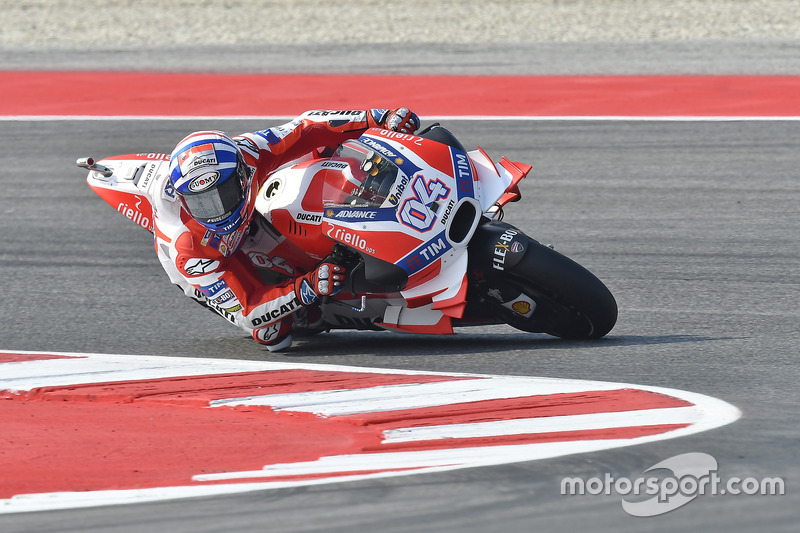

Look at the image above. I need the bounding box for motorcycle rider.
[152,108,421,351]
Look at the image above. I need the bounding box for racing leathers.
[151,108,413,349]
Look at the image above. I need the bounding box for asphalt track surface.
[2,48,800,532]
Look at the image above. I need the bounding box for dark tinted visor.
[182,164,246,223]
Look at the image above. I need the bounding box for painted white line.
[208,377,622,415]
[0,349,469,393]
[0,353,269,392]
[193,440,643,481]
[382,406,702,443]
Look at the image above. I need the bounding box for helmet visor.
[182,164,246,223]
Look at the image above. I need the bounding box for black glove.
[383,107,421,134]
[295,261,347,306]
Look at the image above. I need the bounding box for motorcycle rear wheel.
[477,240,618,340]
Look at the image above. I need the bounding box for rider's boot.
[252,317,293,352]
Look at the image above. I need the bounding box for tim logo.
[399,176,451,232]
[179,143,217,175]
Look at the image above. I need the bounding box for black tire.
[476,240,617,339]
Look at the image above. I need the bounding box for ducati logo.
[178,142,217,175]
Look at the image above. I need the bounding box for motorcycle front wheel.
[472,237,618,340]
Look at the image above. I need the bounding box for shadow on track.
[286,331,724,357]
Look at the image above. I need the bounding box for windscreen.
[323,140,401,208]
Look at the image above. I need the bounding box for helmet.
[168,131,252,234]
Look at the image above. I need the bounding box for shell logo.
[512,300,532,314]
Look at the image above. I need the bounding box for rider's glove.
[295,261,347,306]
[383,107,421,134]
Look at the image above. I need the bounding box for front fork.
[463,219,539,321]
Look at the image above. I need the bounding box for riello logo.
[117,200,150,230]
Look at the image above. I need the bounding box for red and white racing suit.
[151,109,389,345]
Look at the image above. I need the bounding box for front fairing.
[254,128,486,331]
[83,152,171,233]
[319,131,481,278]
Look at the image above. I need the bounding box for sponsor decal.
[324,208,397,223]
[321,161,348,170]
[387,172,410,205]
[262,178,282,199]
[326,226,376,254]
[194,289,238,324]
[358,135,423,178]
[332,210,377,220]
[187,171,220,193]
[257,129,283,146]
[492,228,520,271]
[308,110,363,117]
[487,288,503,302]
[376,129,424,146]
[184,258,220,276]
[198,279,228,298]
[297,280,318,307]
[295,212,322,223]
[439,199,456,225]
[451,148,474,197]
[399,176,451,232]
[134,163,157,192]
[163,180,176,201]
[178,143,217,176]
[250,298,301,326]
[212,290,235,305]
[397,232,451,273]
[116,198,151,230]
[511,300,532,315]
[135,152,170,161]
[235,137,259,156]
[360,136,400,160]
[255,322,282,343]
[370,108,389,123]
[201,227,246,257]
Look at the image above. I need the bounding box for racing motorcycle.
[79,123,617,340]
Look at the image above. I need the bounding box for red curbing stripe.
[336,388,694,431]
[3,72,800,117]
[0,396,383,498]
[0,353,84,363]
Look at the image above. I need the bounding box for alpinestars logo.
[298,280,318,306]
[184,258,220,276]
